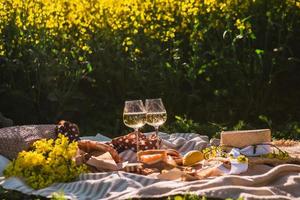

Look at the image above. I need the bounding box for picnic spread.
[1,121,300,200]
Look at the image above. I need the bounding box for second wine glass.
[145,98,167,148]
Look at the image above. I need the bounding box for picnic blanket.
[1,132,300,200]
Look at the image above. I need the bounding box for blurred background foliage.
[0,0,300,139]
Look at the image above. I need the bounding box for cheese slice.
[86,152,118,171]
[221,129,271,148]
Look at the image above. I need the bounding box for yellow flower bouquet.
[4,134,87,189]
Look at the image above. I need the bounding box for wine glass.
[145,98,167,148]
[123,100,147,153]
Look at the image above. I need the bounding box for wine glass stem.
[135,128,139,153]
[155,126,159,149]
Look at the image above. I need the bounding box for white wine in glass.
[145,98,167,148]
[123,112,147,129]
[146,112,167,127]
[123,100,146,153]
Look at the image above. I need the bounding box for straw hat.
[0,125,56,160]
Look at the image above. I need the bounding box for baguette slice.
[137,149,182,170]
[138,150,167,165]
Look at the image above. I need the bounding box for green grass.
[0,186,47,200]
[0,186,243,200]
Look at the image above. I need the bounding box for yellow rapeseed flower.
[4,134,87,189]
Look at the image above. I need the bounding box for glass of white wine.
[123,100,147,153]
[145,98,167,148]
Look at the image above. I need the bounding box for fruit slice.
[183,150,204,166]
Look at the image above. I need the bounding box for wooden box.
[220,129,271,148]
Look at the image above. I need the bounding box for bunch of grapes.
[261,150,290,160]
[202,146,226,159]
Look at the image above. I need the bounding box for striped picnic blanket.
[1,133,300,200]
